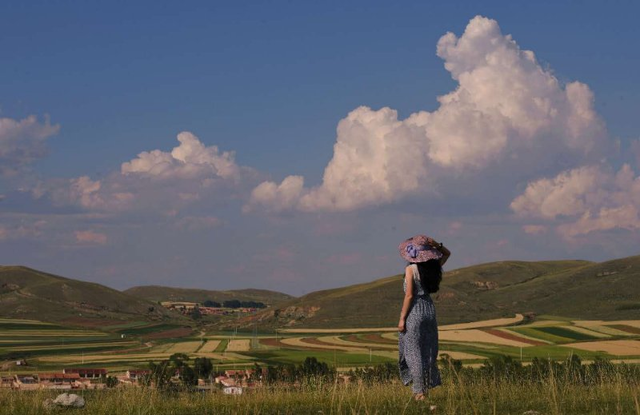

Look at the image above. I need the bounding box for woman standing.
[397,235,451,402]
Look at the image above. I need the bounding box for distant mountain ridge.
[3,254,639,330]
[124,285,294,305]
[0,266,179,327]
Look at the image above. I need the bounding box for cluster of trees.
[265,357,336,384]
[203,299,266,309]
[142,353,214,391]
[345,362,397,384]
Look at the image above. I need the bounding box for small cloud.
[447,221,463,235]
[522,225,548,235]
[0,220,46,240]
[75,230,108,245]
[0,114,59,176]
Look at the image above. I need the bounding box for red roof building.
[63,368,108,379]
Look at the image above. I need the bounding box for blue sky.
[1,1,639,295]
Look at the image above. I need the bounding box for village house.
[214,375,237,387]
[126,369,151,381]
[38,373,81,390]
[63,368,108,379]
[0,376,14,389]
[224,369,255,380]
[13,375,39,390]
[214,369,263,389]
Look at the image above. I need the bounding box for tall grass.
[1,373,639,415]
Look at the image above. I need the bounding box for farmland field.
[1,315,640,375]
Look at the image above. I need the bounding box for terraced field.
[2,316,639,374]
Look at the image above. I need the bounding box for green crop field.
[1,315,639,376]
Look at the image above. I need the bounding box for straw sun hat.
[398,235,443,263]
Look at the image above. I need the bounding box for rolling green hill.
[0,266,183,327]
[124,285,294,305]
[230,256,640,330]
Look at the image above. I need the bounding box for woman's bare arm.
[437,243,451,267]
[398,266,414,332]
[427,237,451,266]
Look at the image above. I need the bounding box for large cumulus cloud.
[247,16,608,212]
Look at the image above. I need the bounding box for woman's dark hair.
[415,259,442,293]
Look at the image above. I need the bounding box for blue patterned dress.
[398,263,441,393]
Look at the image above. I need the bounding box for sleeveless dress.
[398,263,441,393]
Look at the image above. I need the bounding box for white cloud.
[511,164,640,238]
[0,115,59,176]
[75,230,108,245]
[121,131,239,180]
[522,225,547,235]
[0,219,46,240]
[248,15,608,212]
[36,132,247,213]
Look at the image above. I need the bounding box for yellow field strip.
[525,320,569,327]
[562,340,640,356]
[279,337,359,352]
[317,336,396,350]
[571,322,636,336]
[198,340,221,353]
[165,341,202,354]
[226,339,251,352]
[576,320,640,328]
[439,329,534,347]
[385,328,536,347]
[280,315,525,335]
[149,343,174,353]
[439,314,524,331]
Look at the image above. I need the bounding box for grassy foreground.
[1,378,639,415]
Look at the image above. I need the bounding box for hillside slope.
[0,266,181,327]
[481,255,640,320]
[229,258,640,329]
[124,285,294,305]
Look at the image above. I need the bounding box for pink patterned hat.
[398,235,443,263]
